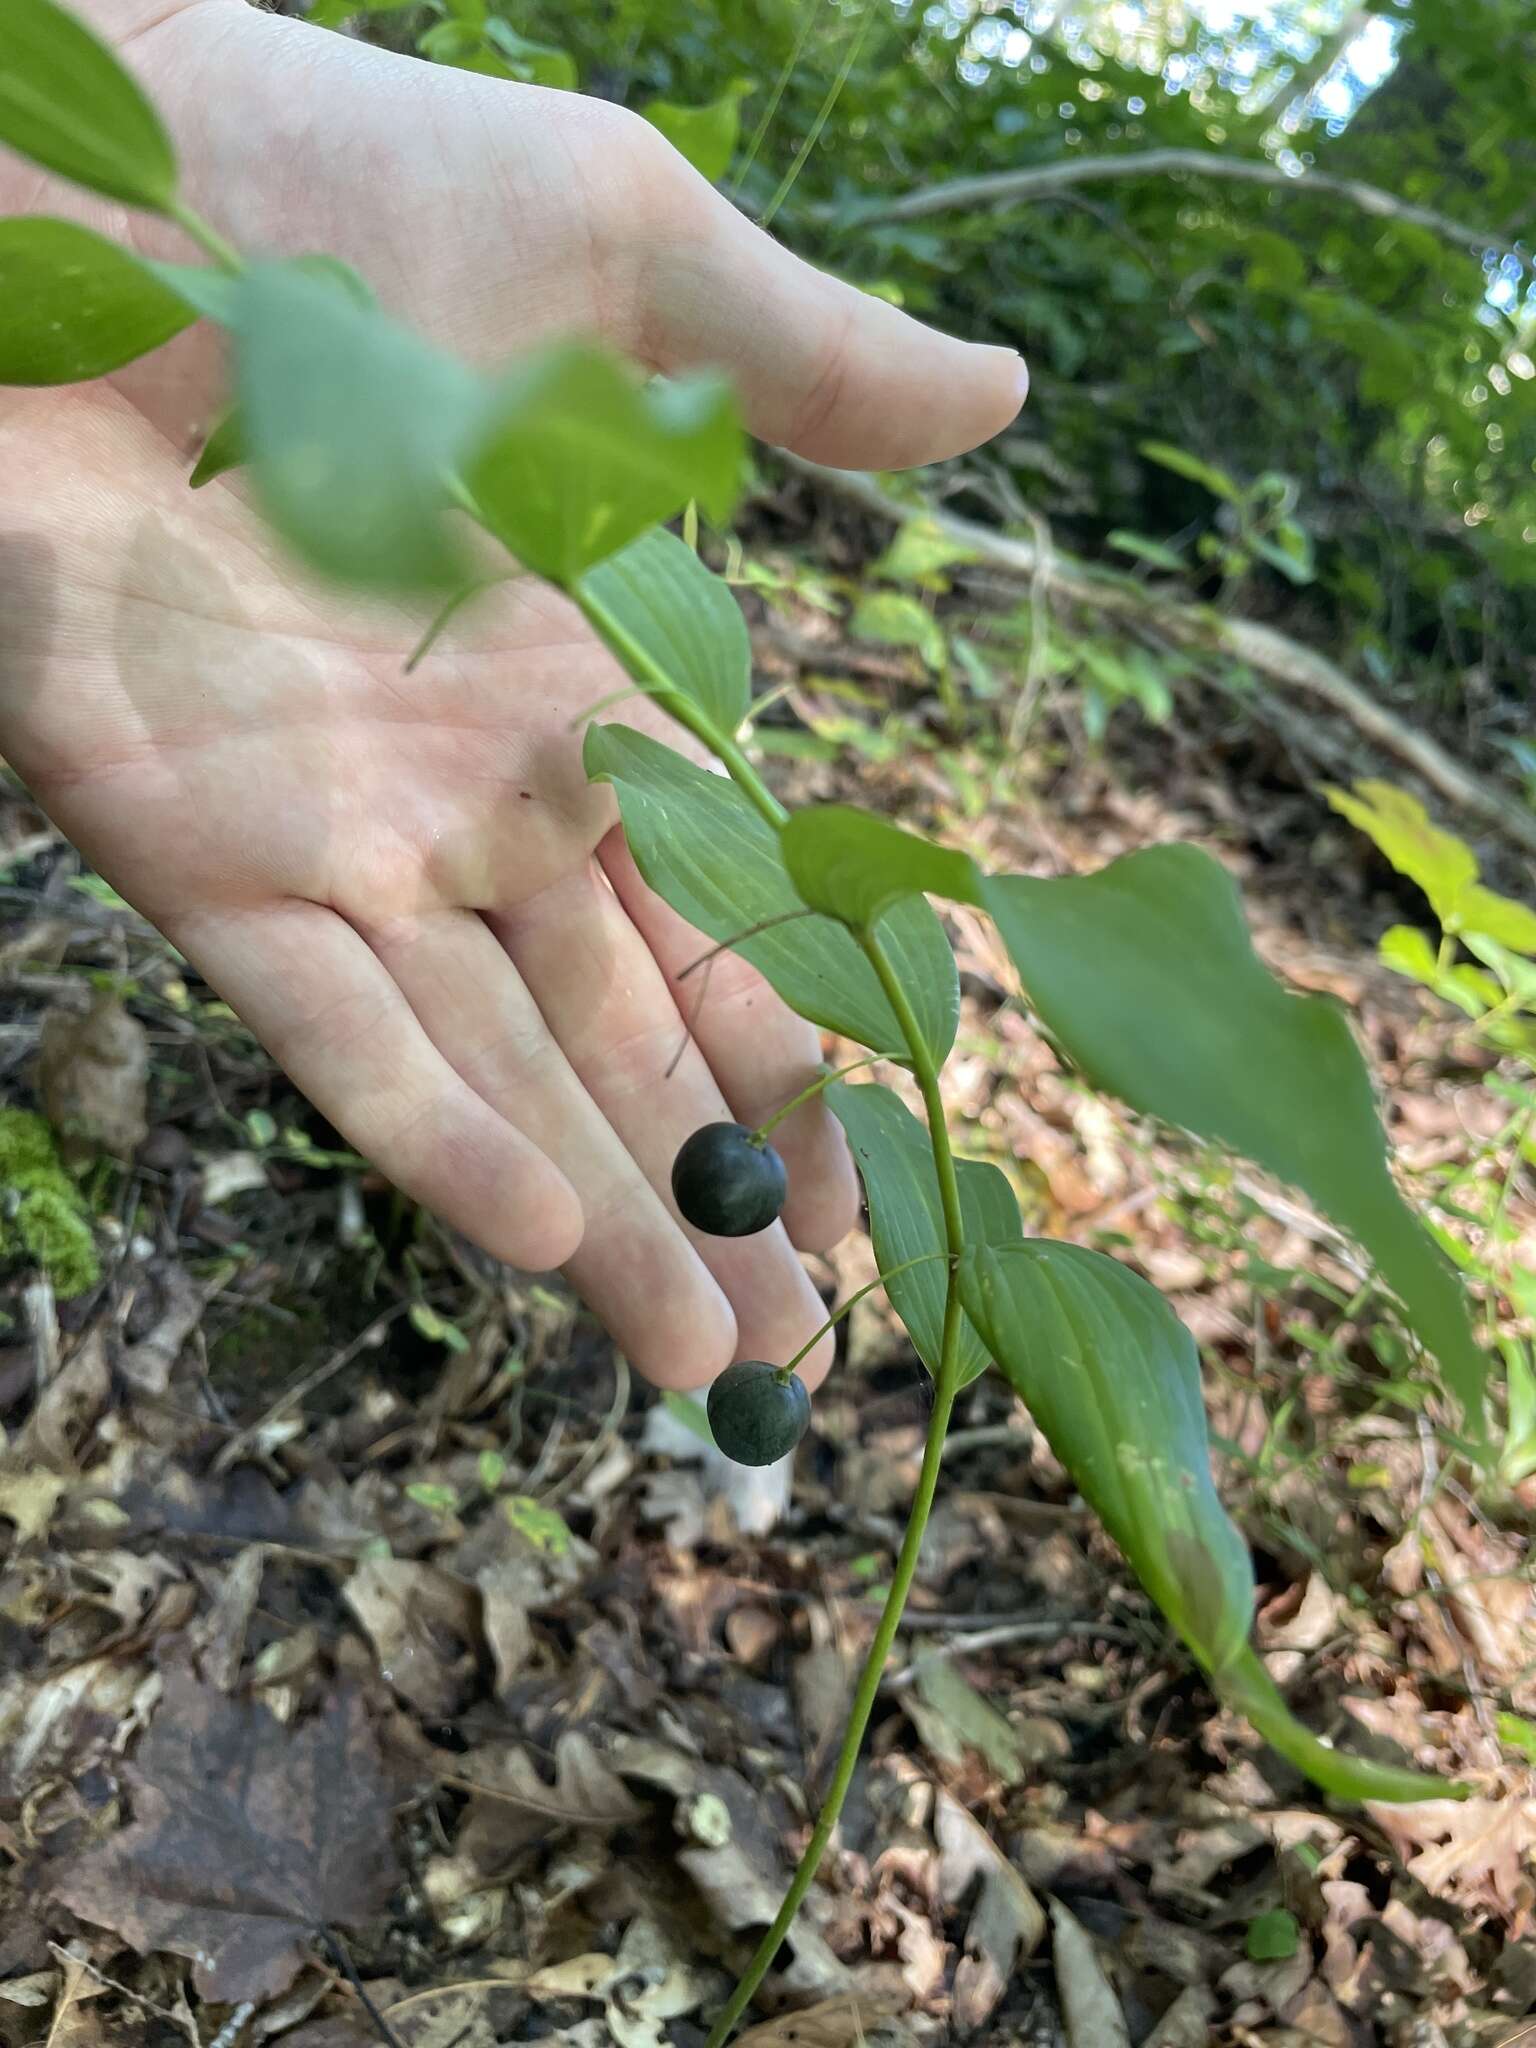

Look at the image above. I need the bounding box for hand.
[0,0,1027,1389]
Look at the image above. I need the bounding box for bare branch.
[775,452,1536,863]
[828,148,1511,262]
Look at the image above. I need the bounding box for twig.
[318,1927,407,2048]
[887,1614,1138,1685]
[774,453,1536,862]
[828,147,1514,262]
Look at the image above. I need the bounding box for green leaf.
[1106,529,1187,572]
[189,405,245,488]
[0,217,194,384]
[235,261,489,594]
[578,528,749,739]
[145,262,243,327]
[849,589,947,672]
[872,517,980,587]
[982,847,1487,1444]
[1378,923,1441,986]
[502,1494,571,1555]
[150,251,374,332]
[584,725,957,1062]
[1497,1710,1536,1764]
[482,20,577,87]
[959,1239,1254,1675]
[640,80,754,184]
[1324,782,1478,930]
[828,1080,1018,1385]
[1246,1911,1300,1961]
[0,0,178,210]
[1139,439,1240,501]
[780,805,978,935]
[465,345,742,586]
[1219,1648,1463,1802]
[661,1388,715,1447]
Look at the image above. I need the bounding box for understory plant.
[0,5,1495,2036]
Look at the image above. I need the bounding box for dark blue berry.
[707,1361,811,1467]
[671,1122,787,1238]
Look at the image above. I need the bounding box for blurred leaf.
[579,527,750,738]
[828,1079,1019,1384]
[0,0,178,209]
[1106,529,1187,572]
[190,405,245,488]
[641,79,754,182]
[467,345,742,585]
[235,261,489,594]
[849,589,947,671]
[483,20,577,87]
[1139,439,1240,501]
[584,725,957,1061]
[660,1389,715,1446]
[911,1653,1025,1782]
[981,847,1487,1444]
[873,517,980,586]
[503,1495,571,1555]
[0,217,195,384]
[1246,1910,1300,1960]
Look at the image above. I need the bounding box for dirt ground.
[1,488,1533,2048]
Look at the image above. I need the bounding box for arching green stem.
[168,201,243,275]
[751,1057,887,1146]
[574,583,786,828]
[702,927,968,2048]
[775,1250,953,1382]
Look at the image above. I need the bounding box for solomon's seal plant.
[0,3,1486,2036]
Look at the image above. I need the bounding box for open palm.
[0,0,1026,1387]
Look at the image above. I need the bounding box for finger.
[598,829,859,1254]
[624,131,1028,470]
[356,905,739,1392]
[170,901,584,1273]
[490,865,838,1392]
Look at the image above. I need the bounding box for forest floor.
[1,477,1534,2048]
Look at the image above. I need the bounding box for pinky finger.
[173,900,585,1273]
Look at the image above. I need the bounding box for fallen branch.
[774,452,1536,863]
[824,148,1510,262]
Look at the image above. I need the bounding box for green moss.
[0,1108,100,1299]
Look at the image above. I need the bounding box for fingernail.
[1013,353,1031,405]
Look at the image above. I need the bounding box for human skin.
[0,0,1027,1390]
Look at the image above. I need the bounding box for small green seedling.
[0,12,1488,2043]
[671,1120,788,1237]
[707,1360,812,1465]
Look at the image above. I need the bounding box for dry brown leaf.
[935,1790,1045,2030]
[452,1729,644,1872]
[1050,1898,1130,2048]
[731,1989,910,2048]
[51,1669,398,2004]
[343,1555,479,1719]
[37,993,148,1165]
[1368,1788,1536,1932]
[0,1468,67,1541]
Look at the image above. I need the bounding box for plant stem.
[777,1251,953,1380]
[702,929,968,2048]
[168,200,243,275]
[574,584,787,829]
[752,1057,886,1144]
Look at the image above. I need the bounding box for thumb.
[632,158,1028,471]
